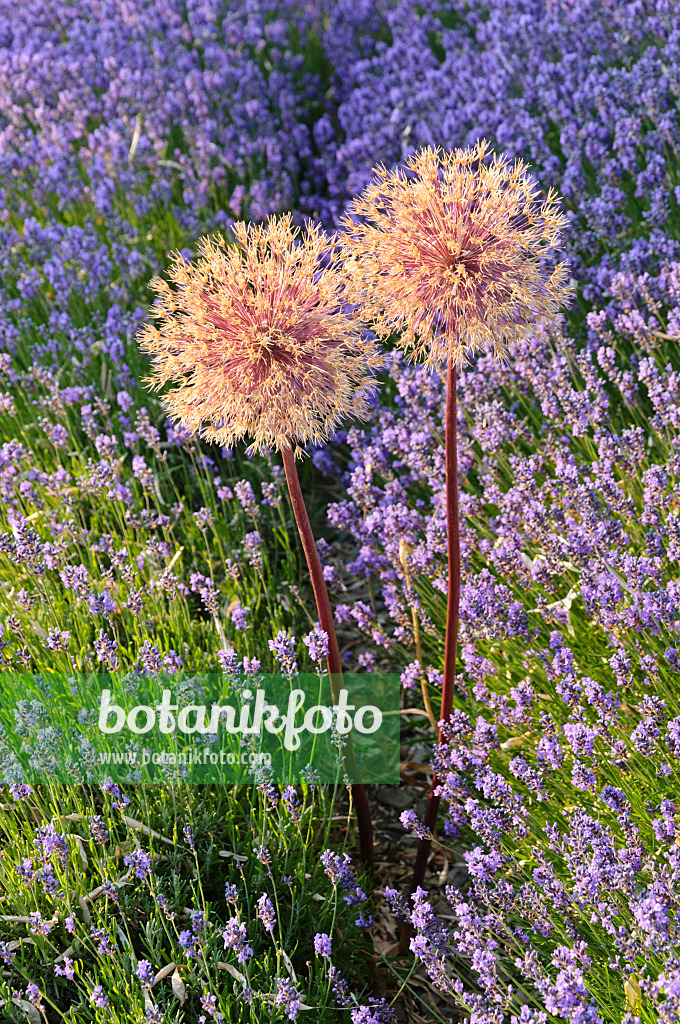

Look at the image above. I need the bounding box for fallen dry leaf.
[78,893,91,925]
[123,815,175,846]
[218,849,248,863]
[218,961,245,983]
[153,962,177,986]
[67,833,88,869]
[171,967,187,1004]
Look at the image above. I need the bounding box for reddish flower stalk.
[282,445,374,869]
[405,358,460,933]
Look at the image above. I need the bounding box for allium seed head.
[339,141,572,366]
[138,214,382,455]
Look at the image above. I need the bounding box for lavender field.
[0,1,679,1022]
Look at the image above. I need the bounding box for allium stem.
[281,445,374,870]
[408,359,460,905]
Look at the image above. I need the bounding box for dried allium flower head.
[138,214,382,454]
[339,141,572,366]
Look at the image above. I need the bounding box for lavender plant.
[322,0,680,300]
[328,255,680,1018]
[0,773,380,1021]
[0,334,385,1019]
[0,354,311,673]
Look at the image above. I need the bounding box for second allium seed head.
[339,140,572,367]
